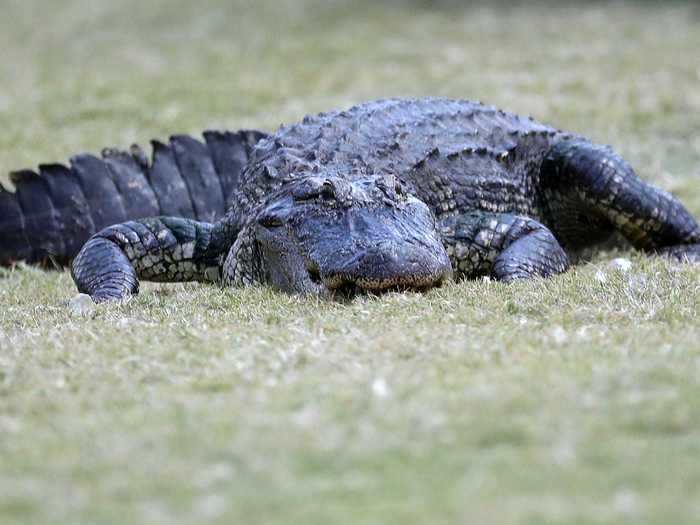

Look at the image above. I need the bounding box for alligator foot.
[440,212,570,282]
[71,217,233,302]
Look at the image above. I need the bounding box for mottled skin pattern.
[7,97,700,301]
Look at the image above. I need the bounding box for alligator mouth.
[303,260,449,300]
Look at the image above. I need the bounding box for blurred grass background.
[2,1,700,524]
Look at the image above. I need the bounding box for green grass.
[2,1,700,523]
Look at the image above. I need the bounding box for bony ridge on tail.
[2,97,699,303]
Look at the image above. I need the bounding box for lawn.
[2,1,700,524]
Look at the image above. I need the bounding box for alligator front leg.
[540,139,700,261]
[439,212,570,282]
[71,217,234,302]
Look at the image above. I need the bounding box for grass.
[2,1,700,523]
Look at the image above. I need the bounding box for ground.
[2,1,700,524]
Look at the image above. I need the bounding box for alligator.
[1,97,699,302]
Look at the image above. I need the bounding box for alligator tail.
[0,129,266,266]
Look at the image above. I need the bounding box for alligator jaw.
[302,256,451,300]
[313,262,452,299]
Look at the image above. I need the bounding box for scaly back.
[232,97,572,225]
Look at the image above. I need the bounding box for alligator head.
[225,174,452,297]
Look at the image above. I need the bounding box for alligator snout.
[247,173,453,298]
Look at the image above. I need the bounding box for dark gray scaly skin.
[2,97,700,302]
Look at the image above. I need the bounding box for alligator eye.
[257,215,284,228]
[321,180,336,199]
